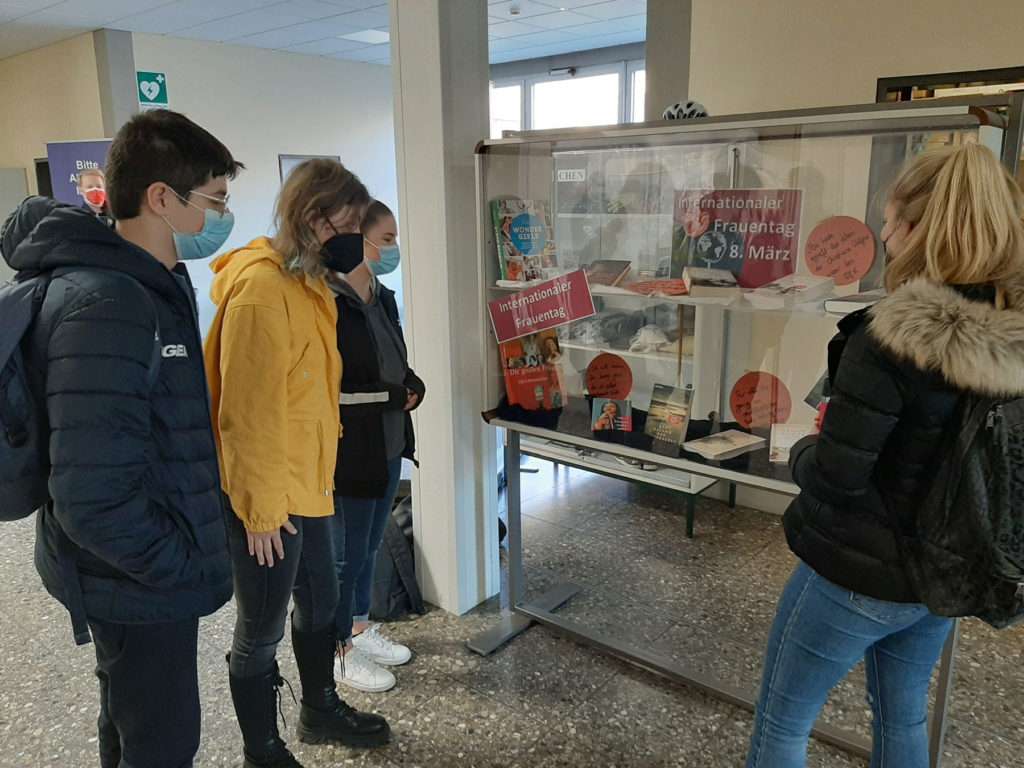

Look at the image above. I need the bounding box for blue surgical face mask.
[163,194,235,261]
[367,240,401,276]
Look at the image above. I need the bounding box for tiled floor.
[2,463,1023,766]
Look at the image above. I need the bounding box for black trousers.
[226,510,340,679]
[90,617,200,768]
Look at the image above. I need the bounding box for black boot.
[290,623,391,748]
[228,658,305,768]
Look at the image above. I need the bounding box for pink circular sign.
[805,216,876,286]
[730,371,792,429]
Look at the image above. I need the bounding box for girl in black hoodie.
[329,201,425,694]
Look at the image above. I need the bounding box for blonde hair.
[885,143,1024,293]
[271,159,369,279]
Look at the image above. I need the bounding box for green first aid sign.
[137,71,168,106]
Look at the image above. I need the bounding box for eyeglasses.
[187,189,231,211]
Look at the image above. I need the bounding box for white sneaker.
[352,624,412,667]
[334,647,396,693]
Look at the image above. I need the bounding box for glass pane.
[631,69,646,122]
[532,73,621,131]
[490,83,522,140]
[480,107,1003,489]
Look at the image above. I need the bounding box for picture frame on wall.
[278,154,340,183]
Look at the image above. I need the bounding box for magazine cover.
[645,384,693,444]
[592,398,633,432]
[491,199,557,282]
[499,329,566,411]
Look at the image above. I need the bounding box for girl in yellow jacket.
[204,159,390,767]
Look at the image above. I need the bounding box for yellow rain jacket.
[204,237,341,532]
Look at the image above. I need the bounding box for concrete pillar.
[388,0,499,614]
[92,29,137,136]
[644,0,693,121]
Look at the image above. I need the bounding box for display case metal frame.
[469,428,960,765]
[466,97,1024,767]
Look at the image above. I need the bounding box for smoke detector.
[509,4,521,15]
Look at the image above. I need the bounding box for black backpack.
[0,270,160,522]
[369,493,426,622]
[895,396,1024,628]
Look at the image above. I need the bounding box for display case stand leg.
[468,431,583,656]
[686,495,695,539]
[728,482,737,509]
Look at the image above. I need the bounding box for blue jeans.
[333,457,404,642]
[747,561,953,768]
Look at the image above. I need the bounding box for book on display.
[769,423,817,463]
[745,274,835,310]
[491,199,558,283]
[585,259,632,287]
[644,384,694,445]
[682,266,741,300]
[683,430,765,460]
[592,398,633,432]
[499,329,566,411]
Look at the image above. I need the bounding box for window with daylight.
[531,71,621,131]
[630,67,646,122]
[490,82,523,139]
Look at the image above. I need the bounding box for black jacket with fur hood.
[784,277,1024,603]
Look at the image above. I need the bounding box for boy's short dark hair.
[106,109,243,219]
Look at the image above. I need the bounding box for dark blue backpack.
[0,271,160,522]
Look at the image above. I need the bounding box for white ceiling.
[0,0,646,65]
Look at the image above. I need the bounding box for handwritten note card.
[585,354,633,400]
[805,216,876,286]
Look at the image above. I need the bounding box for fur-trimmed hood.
[869,276,1024,397]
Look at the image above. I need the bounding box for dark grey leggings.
[226,508,339,678]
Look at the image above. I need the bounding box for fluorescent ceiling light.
[339,29,390,45]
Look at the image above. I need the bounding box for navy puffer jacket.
[1,197,231,634]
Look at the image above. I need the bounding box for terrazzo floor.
[2,462,1023,767]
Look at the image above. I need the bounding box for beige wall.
[690,0,1024,114]
[132,33,398,333]
[0,34,105,193]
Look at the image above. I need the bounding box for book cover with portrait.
[499,329,566,411]
[592,398,633,432]
[491,199,558,282]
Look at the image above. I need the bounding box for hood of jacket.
[2,196,180,301]
[869,274,1024,398]
[209,236,288,304]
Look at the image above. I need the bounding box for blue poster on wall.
[46,140,112,206]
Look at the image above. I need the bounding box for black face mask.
[322,232,364,274]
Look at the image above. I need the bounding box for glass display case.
[477,95,1024,500]
[470,96,1024,766]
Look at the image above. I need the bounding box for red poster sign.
[488,269,596,344]
[673,189,803,288]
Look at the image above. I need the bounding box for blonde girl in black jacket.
[747,143,1024,768]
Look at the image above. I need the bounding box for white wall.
[0,33,105,196]
[689,0,1024,114]
[132,34,399,332]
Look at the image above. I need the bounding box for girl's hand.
[246,520,299,567]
